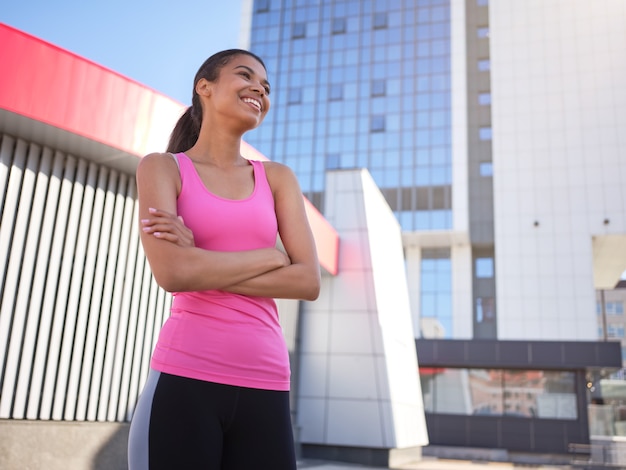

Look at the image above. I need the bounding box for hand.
[141,207,195,248]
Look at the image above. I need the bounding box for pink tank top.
[150,153,290,391]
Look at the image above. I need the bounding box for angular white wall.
[296,168,428,450]
[490,0,626,340]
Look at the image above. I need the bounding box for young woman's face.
[204,54,271,129]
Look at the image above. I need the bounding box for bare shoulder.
[138,152,177,170]
[137,152,179,178]
[262,160,299,187]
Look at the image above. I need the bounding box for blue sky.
[2,0,244,105]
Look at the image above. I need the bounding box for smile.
[242,97,262,111]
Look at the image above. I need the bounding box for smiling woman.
[127,49,320,470]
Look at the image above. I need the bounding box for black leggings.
[128,370,297,470]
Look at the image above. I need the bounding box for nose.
[250,81,265,95]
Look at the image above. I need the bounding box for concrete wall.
[490,0,626,340]
[296,168,428,456]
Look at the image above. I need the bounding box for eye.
[239,71,251,79]
[264,85,271,95]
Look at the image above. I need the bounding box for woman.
[128,49,320,470]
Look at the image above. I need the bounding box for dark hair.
[166,49,267,153]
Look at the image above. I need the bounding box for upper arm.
[136,153,181,280]
[136,153,180,217]
[265,162,319,269]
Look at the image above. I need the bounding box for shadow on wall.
[93,423,130,470]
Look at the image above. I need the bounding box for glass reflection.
[420,367,577,420]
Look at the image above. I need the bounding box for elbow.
[302,271,321,301]
[152,272,180,293]
[151,265,189,293]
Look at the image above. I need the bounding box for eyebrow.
[234,65,271,89]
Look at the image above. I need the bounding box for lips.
[242,97,262,111]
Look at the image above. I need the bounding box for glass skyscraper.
[243,0,466,341]
[245,0,452,232]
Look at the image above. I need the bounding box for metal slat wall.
[0,134,171,422]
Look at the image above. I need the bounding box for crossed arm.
[137,153,320,300]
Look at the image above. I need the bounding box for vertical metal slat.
[26,152,73,420]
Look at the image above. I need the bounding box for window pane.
[421,368,577,419]
[478,92,491,105]
[476,257,494,278]
[434,368,472,414]
[479,161,493,176]
[329,84,343,101]
[503,370,577,419]
[469,369,503,415]
[325,153,340,169]
[256,0,270,12]
[370,115,386,132]
[476,297,496,323]
[292,22,306,39]
[479,127,492,140]
[332,17,347,34]
[288,88,302,104]
[420,370,436,412]
[478,59,491,71]
[373,12,388,29]
[371,79,386,97]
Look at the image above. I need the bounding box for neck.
[186,125,245,167]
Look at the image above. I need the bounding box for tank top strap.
[249,159,273,200]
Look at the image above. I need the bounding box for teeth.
[243,98,261,111]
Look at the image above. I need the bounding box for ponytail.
[167,103,202,153]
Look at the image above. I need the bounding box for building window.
[370,115,386,132]
[420,249,452,338]
[476,297,495,323]
[332,17,346,34]
[325,154,340,170]
[292,22,306,39]
[255,0,270,12]
[608,325,625,338]
[479,162,493,176]
[373,12,388,29]
[371,79,386,97]
[479,127,492,140]
[477,27,490,38]
[478,59,491,71]
[287,88,302,105]
[420,368,577,419]
[476,257,494,278]
[607,301,625,315]
[329,84,343,101]
[478,92,491,105]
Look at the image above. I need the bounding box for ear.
[196,78,212,97]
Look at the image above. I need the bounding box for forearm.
[146,243,287,293]
[221,263,320,300]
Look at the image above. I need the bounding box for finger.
[143,222,182,234]
[149,207,178,218]
[152,232,179,242]
[141,217,175,227]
